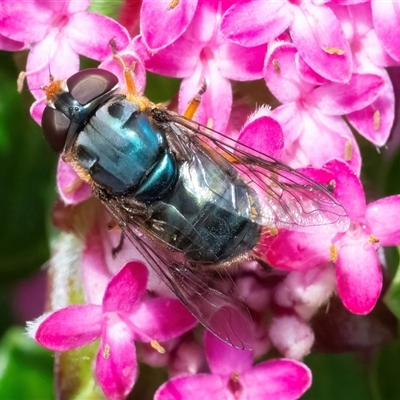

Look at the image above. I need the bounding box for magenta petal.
[309,74,384,115]
[265,230,331,271]
[65,0,91,13]
[205,330,253,375]
[57,158,92,205]
[243,359,312,399]
[35,305,102,351]
[140,33,199,78]
[96,316,137,400]
[178,63,232,133]
[280,111,361,175]
[103,261,148,313]
[237,116,283,159]
[336,236,382,314]
[346,70,394,146]
[30,99,46,125]
[372,0,400,61]
[67,12,130,61]
[0,2,53,43]
[0,33,25,51]
[323,159,366,219]
[296,54,329,85]
[26,34,80,95]
[271,103,302,148]
[290,3,351,83]
[140,0,197,50]
[220,0,292,47]
[217,41,265,81]
[130,298,196,342]
[365,196,400,246]
[264,43,311,104]
[155,374,226,400]
[81,225,111,305]
[100,49,147,95]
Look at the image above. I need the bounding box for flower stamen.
[151,340,166,354]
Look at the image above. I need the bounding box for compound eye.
[42,106,71,153]
[67,68,119,105]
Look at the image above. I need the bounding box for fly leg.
[112,232,125,258]
[106,218,125,259]
[183,78,207,120]
[109,39,153,110]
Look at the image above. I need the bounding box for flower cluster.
[1,0,400,399]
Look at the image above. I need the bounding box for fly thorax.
[74,98,177,200]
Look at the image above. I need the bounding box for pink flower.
[0,0,129,97]
[371,0,400,63]
[155,331,312,400]
[330,3,396,146]
[220,0,352,83]
[0,33,25,51]
[265,40,384,173]
[133,0,266,133]
[28,261,196,399]
[266,159,400,315]
[139,0,198,51]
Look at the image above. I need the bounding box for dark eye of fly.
[67,69,119,106]
[41,68,119,153]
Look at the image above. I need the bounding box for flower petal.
[35,305,102,351]
[155,374,226,400]
[323,159,366,219]
[346,70,394,146]
[372,0,400,62]
[336,236,382,314]
[264,42,312,104]
[26,34,80,99]
[140,0,197,50]
[217,40,265,81]
[309,73,384,115]
[82,224,112,305]
[96,316,137,400]
[243,359,312,399]
[103,261,148,313]
[139,32,199,77]
[365,195,400,246]
[205,330,253,375]
[237,115,283,159]
[56,158,92,205]
[130,298,196,342]
[220,0,292,47]
[269,315,314,360]
[0,2,53,43]
[265,230,331,271]
[290,3,351,83]
[67,12,130,61]
[178,62,232,133]
[0,33,25,51]
[280,112,361,175]
[274,264,336,320]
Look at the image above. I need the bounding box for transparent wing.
[167,114,350,233]
[102,200,254,350]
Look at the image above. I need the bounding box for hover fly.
[40,56,349,350]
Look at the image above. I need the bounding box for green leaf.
[384,247,400,320]
[0,51,57,281]
[373,330,400,400]
[145,72,181,104]
[0,327,53,399]
[88,0,124,20]
[303,352,371,400]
